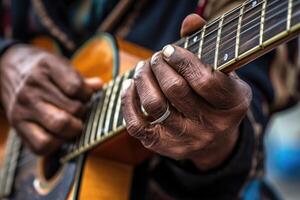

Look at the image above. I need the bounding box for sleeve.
[0,38,19,56]
[149,53,275,200]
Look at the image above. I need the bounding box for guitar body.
[0,33,152,200]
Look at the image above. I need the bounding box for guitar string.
[189,0,293,55]
[189,0,267,49]
[193,4,298,60]
[7,1,300,166]
[176,0,278,47]
[49,1,300,156]
[69,2,299,155]
[8,0,258,164]
[189,0,290,54]
[198,9,300,63]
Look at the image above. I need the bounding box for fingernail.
[150,51,160,65]
[121,79,133,95]
[134,61,144,78]
[162,45,175,58]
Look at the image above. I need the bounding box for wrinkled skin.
[121,14,252,170]
[0,45,102,155]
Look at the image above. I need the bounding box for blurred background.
[265,103,300,200]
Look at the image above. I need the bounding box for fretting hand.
[0,45,102,155]
[121,14,252,170]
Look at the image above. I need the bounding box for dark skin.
[0,45,103,155]
[0,14,252,170]
[121,14,252,170]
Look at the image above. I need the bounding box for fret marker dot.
[252,1,257,7]
[193,36,198,43]
[224,53,228,61]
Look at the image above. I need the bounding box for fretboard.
[61,0,300,162]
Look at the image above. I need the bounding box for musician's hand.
[121,14,252,170]
[0,44,102,155]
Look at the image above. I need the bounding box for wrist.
[189,127,240,171]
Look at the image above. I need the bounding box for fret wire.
[184,0,294,54]
[260,0,267,46]
[189,0,286,54]
[198,1,271,58]
[191,0,265,50]
[85,96,100,146]
[224,9,292,63]
[214,14,224,69]
[113,72,130,130]
[198,25,206,58]
[73,88,106,151]
[236,2,245,59]
[184,37,189,48]
[96,81,114,139]
[212,0,292,61]
[104,76,122,135]
[82,99,99,148]
[287,0,293,30]
[62,0,297,162]
[89,91,106,144]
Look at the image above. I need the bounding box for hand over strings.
[121,14,252,170]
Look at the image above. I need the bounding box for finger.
[133,61,169,119]
[43,56,93,102]
[150,52,211,118]
[84,77,103,91]
[121,79,158,143]
[16,121,63,155]
[31,101,83,140]
[162,45,252,109]
[180,14,206,37]
[37,79,85,117]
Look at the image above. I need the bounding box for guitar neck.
[61,0,300,162]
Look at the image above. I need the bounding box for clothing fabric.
[0,0,298,199]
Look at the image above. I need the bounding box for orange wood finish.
[72,35,153,200]
[79,156,134,200]
[0,34,153,199]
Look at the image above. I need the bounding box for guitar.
[0,0,300,199]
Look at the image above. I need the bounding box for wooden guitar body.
[0,33,152,200]
[2,1,300,198]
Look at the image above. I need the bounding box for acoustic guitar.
[0,0,300,199]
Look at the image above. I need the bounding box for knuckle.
[26,69,44,85]
[69,101,83,114]
[176,59,191,75]
[195,70,211,89]
[48,112,69,133]
[66,77,82,95]
[32,137,53,155]
[143,96,165,116]
[164,78,187,97]
[126,120,144,137]
[16,86,35,105]
[38,54,55,68]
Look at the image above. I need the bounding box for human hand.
[0,44,102,155]
[121,14,252,170]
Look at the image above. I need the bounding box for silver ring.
[150,102,171,125]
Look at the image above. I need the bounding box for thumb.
[180,14,206,37]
